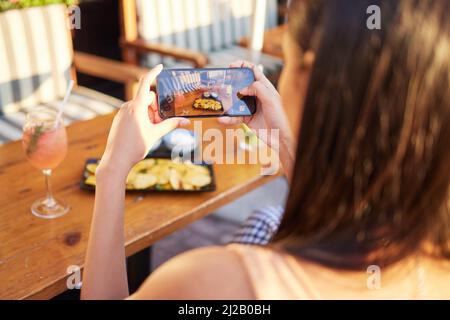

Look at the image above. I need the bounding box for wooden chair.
[119,0,283,96]
[0,4,148,144]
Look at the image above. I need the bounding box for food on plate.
[86,163,98,174]
[193,98,222,111]
[85,175,96,186]
[131,173,157,189]
[169,169,181,190]
[184,172,212,187]
[83,158,212,191]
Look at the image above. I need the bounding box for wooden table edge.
[21,172,283,300]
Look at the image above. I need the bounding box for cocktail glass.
[22,107,69,218]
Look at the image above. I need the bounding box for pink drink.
[23,106,70,218]
[22,122,67,170]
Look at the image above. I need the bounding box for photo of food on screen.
[157,69,255,117]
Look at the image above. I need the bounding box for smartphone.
[156,68,257,119]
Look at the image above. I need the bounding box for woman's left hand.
[98,65,190,179]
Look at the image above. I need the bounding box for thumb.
[240,81,273,106]
[135,64,163,107]
[152,117,191,138]
[238,84,257,97]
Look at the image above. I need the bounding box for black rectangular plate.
[80,149,216,193]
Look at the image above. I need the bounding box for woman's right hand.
[218,61,291,149]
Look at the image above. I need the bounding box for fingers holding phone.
[229,60,278,96]
[220,61,291,148]
[98,65,190,177]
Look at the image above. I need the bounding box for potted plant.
[0,0,76,12]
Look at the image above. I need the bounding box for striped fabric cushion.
[0,86,122,145]
[0,4,72,115]
[207,45,282,75]
[158,71,202,94]
[136,0,279,66]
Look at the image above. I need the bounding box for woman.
[82,0,450,299]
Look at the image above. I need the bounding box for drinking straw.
[54,80,74,129]
[241,123,253,134]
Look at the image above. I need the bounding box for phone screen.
[156,68,256,118]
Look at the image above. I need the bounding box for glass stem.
[43,169,56,207]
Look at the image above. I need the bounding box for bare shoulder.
[129,246,254,299]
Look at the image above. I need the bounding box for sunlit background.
[0,0,290,299]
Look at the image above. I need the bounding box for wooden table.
[239,24,287,59]
[0,114,278,299]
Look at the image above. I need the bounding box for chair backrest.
[135,0,278,63]
[0,4,73,114]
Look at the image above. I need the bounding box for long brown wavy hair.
[273,0,450,269]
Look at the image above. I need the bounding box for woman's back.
[130,245,450,300]
[227,245,450,300]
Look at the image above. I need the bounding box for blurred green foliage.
[0,0,77,12]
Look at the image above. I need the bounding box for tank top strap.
[227,244,322,300]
